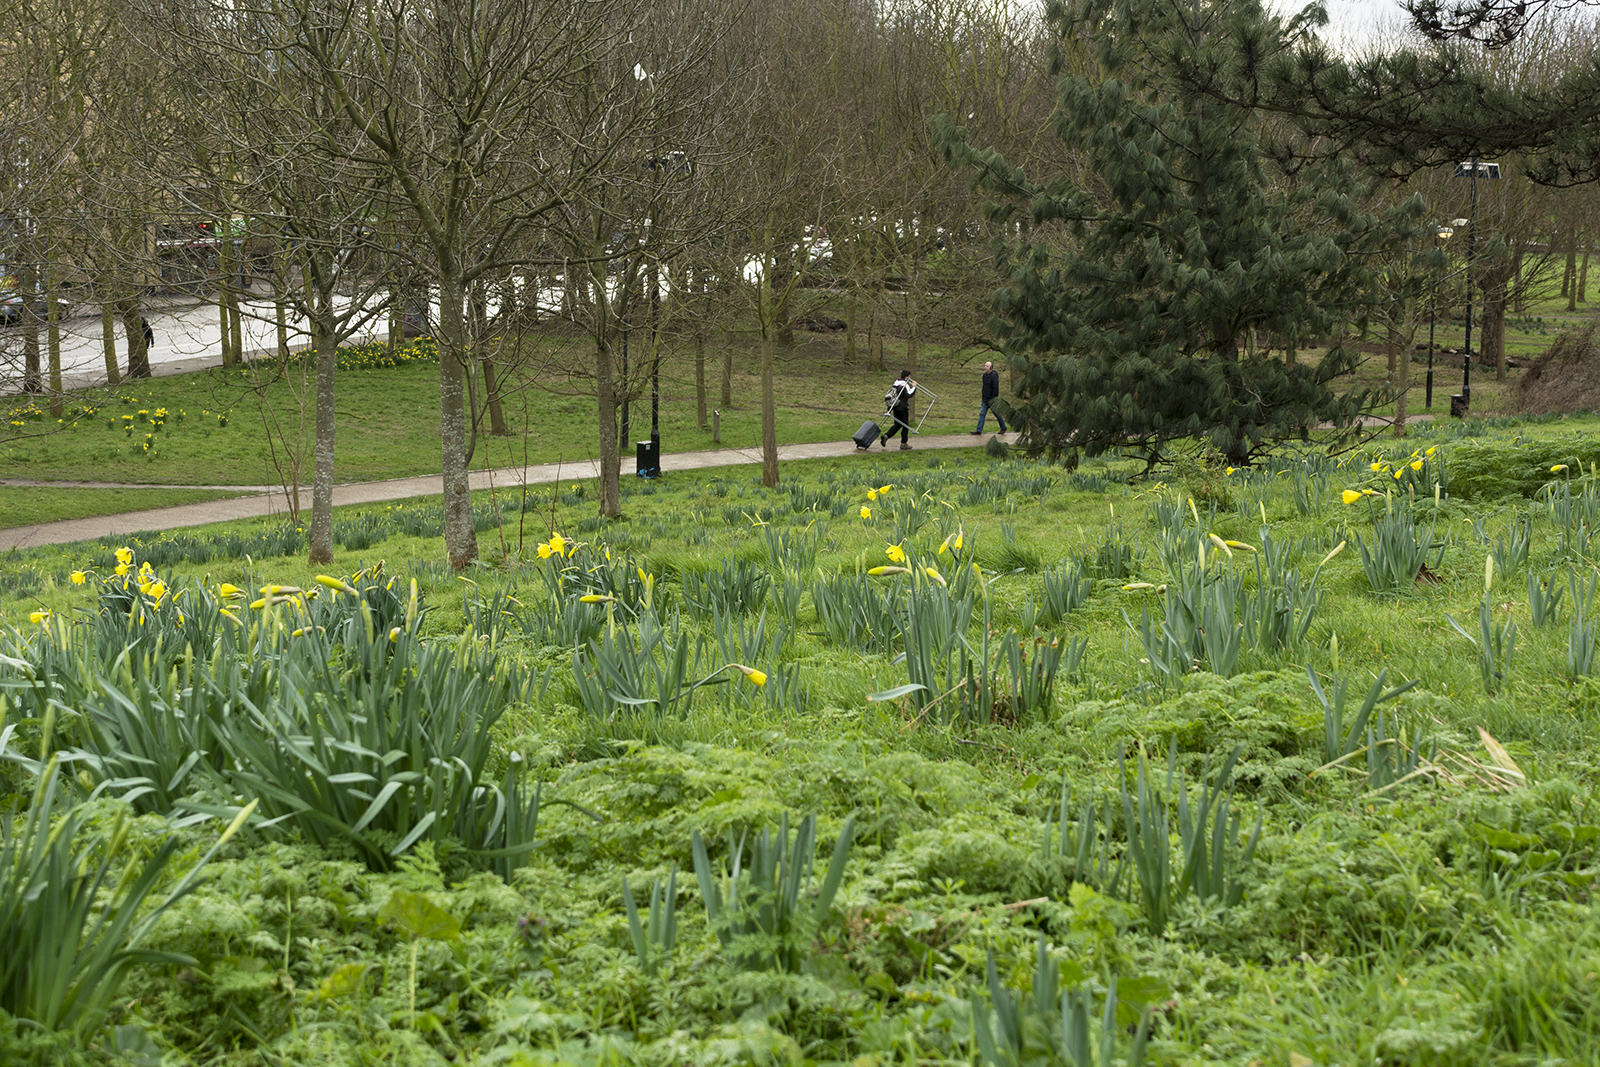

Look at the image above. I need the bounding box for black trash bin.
[635,439,660,478]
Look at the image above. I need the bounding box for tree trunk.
[1580,245,1590,303]
[308,314,337,564]
[121,301,151,379]
[694,328,707,428]
[1391,315,1407,438]
[101,301,120,386]
[481,350,509,435]
[721,338,733,408]
[219,234,237,368]
[437,273,479,568]
[595,332,622,519]
[46,259,62,417]
[844,293,857,362]
[276,294,290,360]
[20,263,40,393]
[761,331,778,487]
[1484,272,1508,384]
[1512,244,1526,312]
[866,299,884,372]
[1567,228,1579,311]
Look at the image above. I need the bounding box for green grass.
[0,329,996,488]
[7,415,1600,1064]
[0,486,250,529]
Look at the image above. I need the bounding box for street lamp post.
[1451,158,1501,418]
[1426,223,1457,410]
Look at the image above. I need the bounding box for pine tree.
[940,0,1429,467]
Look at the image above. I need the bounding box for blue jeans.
[976,399,1006,433]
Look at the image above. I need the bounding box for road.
[0,290,390,391]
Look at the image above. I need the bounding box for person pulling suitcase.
[881,370,917,450]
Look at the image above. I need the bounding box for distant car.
[0,290,71,326]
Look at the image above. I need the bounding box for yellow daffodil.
[69,570,87,585]
[1410,460,1423,471]
[1393,468,1404,480]
[1369,461,1385,472]
[115,563,131,577]
[922,566,947,585]
[315,574,359,595]
[549,533,567,555]
[114,547,133,565]
[28,610,50,624]
[258,584,302,596]
[867,489,878,501]
[138,562,154,578]
[1426,446,1438,457]
[732,663,768,687]
[867,565,910,576]
[886,544,906,563]
[249,597,269,609]
[579,594,615,604]
[217,583,243,599]
[146,580,167,603]
[220,609,242,624]
[1552,464,1569,473]
[878,484,893,495]
[537,543,553,559]
[860,506,872,519]
[1362,488,1381,497]
[389,627,402,642]
[1223,540,1256,552]
[1225,466,1236,475]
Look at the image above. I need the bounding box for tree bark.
[721,337,733,408]
[308,315,337,564]
[120,302,151,379]
[101,302,120,386]
[437,273,479,568]
[1568,229,1581,311]
[20,263,41,394]
[46,259,63,417]
[761,331,778,487]
[482,350,509,436]
[1391,315,1407,438]
[844,292,857,362]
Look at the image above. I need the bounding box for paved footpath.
[0,432,996,551]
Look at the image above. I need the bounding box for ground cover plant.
[4,428,1600,1064]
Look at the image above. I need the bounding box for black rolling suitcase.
[852,421,882,451]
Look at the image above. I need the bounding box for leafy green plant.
[1309,667,1419,767]
[1120,746,1260,935]
[811,572,900,657]
[682,557,771,617]
[1529,569,1566,628]
[1025,561,1094,629]
[691,812,856,973]
[1077,521,1137,579]
[378,890,460,1029]
[0,754,253,1036]
[1040,775,1124,894]
[1447,587,1517,695]
[1353,494,1444,593]
[621,867,678,975]
[970,939,1150,1067]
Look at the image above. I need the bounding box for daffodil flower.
[537,543,553,559]
[29,610,50,624]
[1208,533,1232,558]
[115,563,131,577]
[867,489,878,501]
[315,575,359,595]
[731,663,768,687]
[1426,447,1438,457]
[1410,460,1423,471]
[1369,461,1385,472]
[867,565,910,576]
[579,594,615,604]
[860,506,872,519]
[1552,464,1569,473]
[1223,540,1256,552]
[69,570,87,585]
[886,544,906,563]
[217,583,243,599]
[549,533,567,555]
[115,547,133,566]
[922,567,947,585]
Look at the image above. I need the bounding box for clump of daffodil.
[937,528,964,555]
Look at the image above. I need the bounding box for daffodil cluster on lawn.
[1341,446,1442,504]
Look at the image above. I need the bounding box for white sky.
[1281,0,1421,49]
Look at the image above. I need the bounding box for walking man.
[971,360,1007,435]
[881,370,917,450]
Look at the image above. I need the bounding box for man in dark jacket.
[971,361,1007,435]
